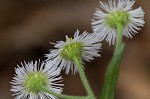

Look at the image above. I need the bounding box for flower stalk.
[40,85,90,99]
[74,57,96,99]
[115,22,124,53]
[99,43,125,99]
[99,20,125,99]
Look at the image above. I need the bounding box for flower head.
[11,60,63,99]
[46,29,101,74]
[92,0,145,45]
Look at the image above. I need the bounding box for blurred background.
[0,0,150,99]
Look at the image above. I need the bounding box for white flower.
[92,0,145,45]
[45,29,101,74]
[11,60,63,99]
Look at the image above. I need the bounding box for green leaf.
[99,44,125,99]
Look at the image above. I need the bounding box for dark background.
[0,0,150,99]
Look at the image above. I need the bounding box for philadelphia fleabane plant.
[46,30,101,99]
[92,0,145,99]
[10,0,145,99]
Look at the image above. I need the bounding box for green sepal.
[106,11,129,28]
[24,72,49,94]
[61,42,83,61]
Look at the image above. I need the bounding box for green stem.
[99,22,125,99]
[40,85,90,99]
[115,22,124,53]
[99,44,125,99]
[74,57,96,99]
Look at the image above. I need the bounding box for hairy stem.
[40,85,90,99]
[99,22,125,99]
[74,57,96,99]
[115,22,124,53]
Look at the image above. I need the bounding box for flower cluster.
[10,0,144,99]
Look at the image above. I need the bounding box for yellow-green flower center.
[61,42,83,61]
[24,72,49,94]
[105,11,129,28]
